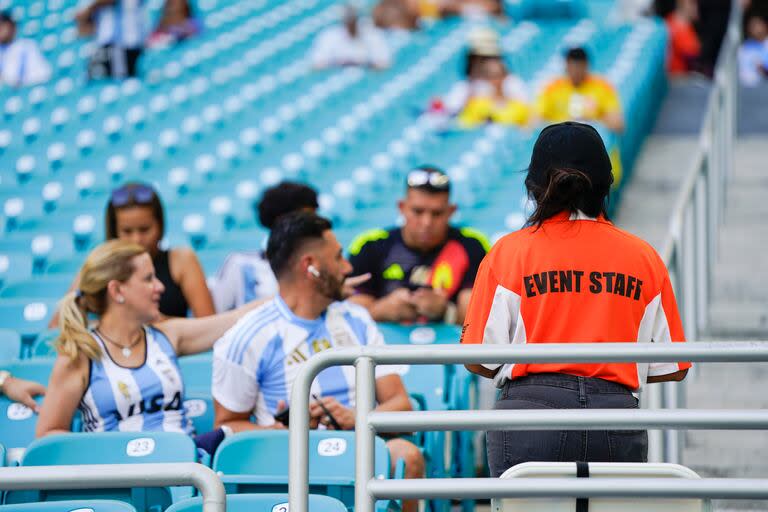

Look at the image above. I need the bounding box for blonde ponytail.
[56,291,101,361]
[55,240,146,361]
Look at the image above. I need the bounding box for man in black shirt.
[348,166,489,324]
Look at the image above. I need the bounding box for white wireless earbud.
[307,265,321,278]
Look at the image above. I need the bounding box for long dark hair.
[524,167,610,227]
[105,182,166,240]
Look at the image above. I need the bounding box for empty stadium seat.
[183,393,215,435]
[178,353,213,394]
[0,500,137,512]
[166,493,347,512]
[6,432,198,510]
[0,328,22,364]
[0,300,56,345]
[492,462,706,512]
[213,430,393,509]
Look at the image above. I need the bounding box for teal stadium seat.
[213,430,393,510]
[0,329,22,364]
[30,329,59,358]
[0,276,72,300]
[177,353,213,394]
[0,359,54,464]
[6,432,197,511]
[183,393,215,435]
[0,300,56,345]
[165,494,348,512]
[0,500,137,512]
[0,253,33,290]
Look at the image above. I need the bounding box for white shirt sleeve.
[311,28,339,68]
[503,75,529,102]
[443,81,471,114]
[211,254,241,313]
[363,26,391,69]
[1,40,51,86]
[212,332,259,414]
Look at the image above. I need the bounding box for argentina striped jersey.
[79,326,193,435]
[212,296,405,425]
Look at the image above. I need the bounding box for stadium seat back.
[213,430,390,507]
[183,393,215,435]
[7,432,197,511]
[0,328,23,363]
[0,499,138,511]
[0,358,54,464]
[0,275,72,299]
[0,299,56,345]
[492,462,706,512]
[165,493,348,512]
[177,353,212,394]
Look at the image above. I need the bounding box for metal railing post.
[681,202,697,341]
[694,173,708,333]
[355,356,376,512]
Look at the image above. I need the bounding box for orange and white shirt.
[461,211,690,391]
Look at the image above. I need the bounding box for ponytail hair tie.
[75,289,83,299]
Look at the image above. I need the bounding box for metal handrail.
[660,1,741,340]
[652,0,741,466]
[367,478,768,500]
[0,463,226,512]
[287,342,768,512]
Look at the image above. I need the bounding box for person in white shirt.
[211,182,320,312]
[0,12,51,87]
[311,5,392,69]
[76,0,146,78]
[213,211,424,512]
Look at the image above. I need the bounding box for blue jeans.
[486,373,648,477]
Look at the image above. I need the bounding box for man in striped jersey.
[212,211,424,509]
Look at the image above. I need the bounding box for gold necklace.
[96,328,144,358]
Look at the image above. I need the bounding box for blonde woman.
[36,240,261,453]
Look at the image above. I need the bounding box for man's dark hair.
[0,10,14,25]
[565,47,589,62]
[266,211,332,278]
[257,181,319,230]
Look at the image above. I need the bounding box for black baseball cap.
[526,121,613,192]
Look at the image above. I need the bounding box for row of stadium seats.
[0,323,476,511]
[0,430,392,512]
[0,16,666,308]
[0,494,347,512]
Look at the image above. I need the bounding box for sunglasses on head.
[407,169,451,191]
[110,184,156,208]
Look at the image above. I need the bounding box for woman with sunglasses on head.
[461,122,690,477]
[51,182,214,327]
[36,240,261,452]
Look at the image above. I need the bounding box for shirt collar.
[544,210,609,224]
[274,295,325,329]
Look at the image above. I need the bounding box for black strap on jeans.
[576,461,589,512]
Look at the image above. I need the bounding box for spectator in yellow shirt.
[458,58,530,127]
[536,47,624,134]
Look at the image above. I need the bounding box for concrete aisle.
[616,81,768,511]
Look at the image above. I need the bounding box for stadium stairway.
[618,81,768,511]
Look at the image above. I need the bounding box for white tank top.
[78,326,194,435]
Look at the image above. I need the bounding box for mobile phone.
[312,394,342,430]
[274,407,290,426]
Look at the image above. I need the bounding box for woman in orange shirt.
[461,122,690,477]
